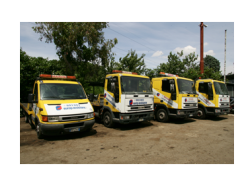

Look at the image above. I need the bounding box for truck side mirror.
[111,82,115,94]
[28,93,35,103]
[170,83,175,92]
[89,93,94,102]
[170,83,176,100]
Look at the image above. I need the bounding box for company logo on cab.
[56,105,62,110]
[129,99,133,105]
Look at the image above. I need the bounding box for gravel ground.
[20,115,234,164]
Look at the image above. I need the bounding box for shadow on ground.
[113,121,154,131]
[43,129,97,141]
[167,118,197,124]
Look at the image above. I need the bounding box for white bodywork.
[218,95,230,107]
[44,102,94,115]
[196,91,215,107]
[153,89,178,109]
[104,90,154,113]
[181,97,198,109]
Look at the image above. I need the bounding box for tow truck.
[88,70,154,128]
[20,74,95,139]
[152,72,198,122]
[195,78,230,118]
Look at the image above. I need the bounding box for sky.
[20,22,234,75]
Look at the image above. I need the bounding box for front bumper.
[39,119,95,136]
[209,107,230,115]
[169,109,198,118]
[114,111,154,124]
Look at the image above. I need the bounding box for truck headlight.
[87,113,94,118]
[215,109,221,113]
[120,115,130,120]
[177,111,185,115]
[48,116,59,122]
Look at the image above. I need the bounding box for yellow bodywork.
[91,73,150,113]
[195,79,226,108]
[30,79,94,125]
[152,76,198,109]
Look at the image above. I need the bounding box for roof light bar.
[159,72,178,77]
[112,70,138,75]
[39,74,76,80]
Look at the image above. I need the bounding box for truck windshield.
[177,79,196,94]
[40,83,87,100]
[214,82,229,95]
[120,76,152,94]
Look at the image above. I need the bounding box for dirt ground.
[20,115,234,164]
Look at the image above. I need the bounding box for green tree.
[144,68,159,79]
[204,55,220,72]
[157,51,185,76]
[116,50,146,75]
[20,48,64,102]
[32,22,118,75]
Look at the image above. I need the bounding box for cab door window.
[199,83,208,94]
[162,80,175,93]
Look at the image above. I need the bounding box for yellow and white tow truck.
[152,72,198,122]
[89,70,154,128]
[195,78,230,118]
[20,74,95,139]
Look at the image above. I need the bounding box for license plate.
[70,128,80,132]
[138,118,144,121]
[189,114,193,117]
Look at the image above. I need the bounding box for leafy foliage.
[32,22,118,76]
[20,48,64,102]
[204,55,220,72]
[155,51,223,81]
[115,50,146,75]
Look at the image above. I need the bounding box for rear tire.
[29,115,36,129]
[103,111,114,128]
[197,107,206,119]
[156,109,169,122]
[25,113,29,123]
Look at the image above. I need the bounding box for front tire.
[197,107,206,119]
[103,111,114,128]
[36,123,44,139]
[156,109,169,122]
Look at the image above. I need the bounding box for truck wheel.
[25,114,29,123]
[36,123,44,139]
[103,111,114,128]
[29,115,35,129]
[156,109,169,122]
[197,107,206,119]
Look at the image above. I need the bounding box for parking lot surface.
[20,115,234,164]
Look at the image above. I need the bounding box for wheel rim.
[159,111,165,120]
[197,109,203,117]
[36,125,39,133]
[104,115,110,125]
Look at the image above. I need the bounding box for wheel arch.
[154,104,170,115]
[198,103,208,114]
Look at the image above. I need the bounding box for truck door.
[105,76,119,111]
[161,79,177,108]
